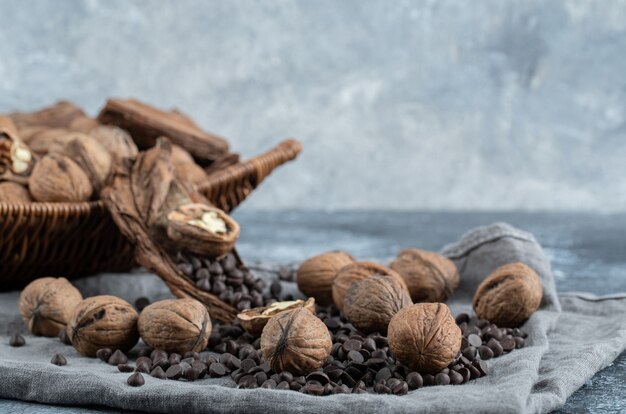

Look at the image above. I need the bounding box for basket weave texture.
[0,139,301,289]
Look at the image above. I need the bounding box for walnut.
[54,132,112,192]
[166,203,240,258]
[237,298,315,337]
[87,125,138,160]
[66,295,139,356]
[332,261,407,310]
[29,153,93,202]
[23,128,73,155]
[296,251,354,306]
[388,303,462,373]
[0,182,32,203]
[473,262,543,327]
[137,298,211,354]
[390,248,460,303]
[343,275,412,334]
[1,115,34,179]
[260,307,332,376]
[18,277,83,337]
[68,116,100,133]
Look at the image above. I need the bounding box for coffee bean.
[108,350,128,365]
[435,373,450,385]
[478,345,494,360]
[9,333,25,347]
[209,362,227,377]
[166,364,184,379]
[57,329,71,345]
[150,366,167,379]
[134,297,150,312]
[127,372,145,387]
[51,354,67,366]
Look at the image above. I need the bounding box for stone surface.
[1,1,626,211]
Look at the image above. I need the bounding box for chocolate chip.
[150,366,167,379]
[116,363,134,372]
[261,379,277,389]
[184,351,200,360]
[9,333,25,347]
[304,383,325,395]
[57,329,71,345]
[96,348,113,362]
[392,381,409,395]
[515,337,525,349]
[169,353,181,365]
[423,374,435,386]
[362,338,377,352]
[374,383,392,394]
[500,335,516,352]
[51,354,67,366]
[347,350,364,364]
[134,297,150,312]
[467,334,482,348]
[192,361,207,378]
[184,367,200,381]
[455,313,470,324]
[406,372,423,389]
[478,345,494,360]
[209,362,227,377]
[127,372,145,387]
[462,346,476,361]
[108,350,128,365]
[342,339,362,352]
[375,367,392,383]
[136,360,152,373]
[472,360,488,376]
[449,370,464,385]
[487,338,504,357]
[276,380,290,390]
[435,373,450,385]
[306,371,330,385]
[458,367,471,383]
[166,364,183,379]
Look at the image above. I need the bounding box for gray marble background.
[1,0,625,211]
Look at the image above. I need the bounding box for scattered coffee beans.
[9,333,25,347]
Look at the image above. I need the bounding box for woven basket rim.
[0,200,103,214]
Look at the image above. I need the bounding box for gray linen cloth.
[1,223,625,413]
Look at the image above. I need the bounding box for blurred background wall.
[1,0,625,211]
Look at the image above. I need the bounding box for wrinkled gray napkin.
[1,223,625,413]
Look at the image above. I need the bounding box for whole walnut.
[473,262,543,327]
[67,295,139,356]
[0,182,32,203]
[87,125,138,160]
[138,298,211,354]
[332,261,407,310]
[55,133,112,192]
[390,248,460,303]
[388,303,462,373]
[261,307,332,375]
[297,251,354,306]
[24,128,73,155]
[171,144,208,187]
[343,275,412,334]
[29,153,93,202]
[19,277,83,337]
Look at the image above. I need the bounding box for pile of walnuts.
[293,249,543,373]
[18,277,213,357]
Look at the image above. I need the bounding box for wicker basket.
[0,139,302,290]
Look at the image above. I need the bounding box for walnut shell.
[473,262,543,327]
[390,248,460,303]
[171,144,208,187]
[23,128,73,155]
[261,307,332,375]
[18,277,83,337]
[332,261,407,310]
[55,132,112,192]
[0,182,32,203]
[1,115,34,177]
[343,275,412,334]
[87,125,138,160]
[68,116,100,133]
[296,251,355,306]
[66,295,139,356]
[237,298,315,337]
[388,303,462,373]
[138,298,211,354]
[29,153,93,202]
[166,204,240,258]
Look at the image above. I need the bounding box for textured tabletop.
[2,211,625,413]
